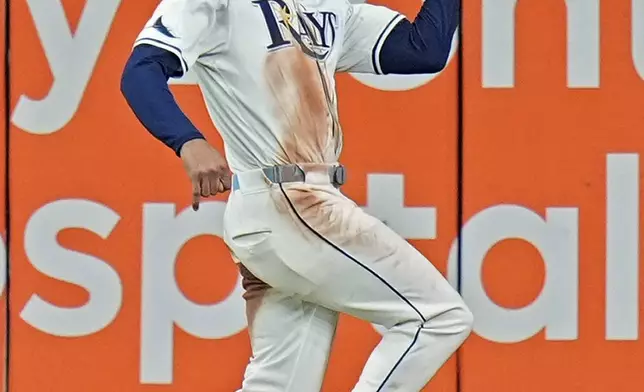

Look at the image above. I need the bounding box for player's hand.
[179,138,231,211]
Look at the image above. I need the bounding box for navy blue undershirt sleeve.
[120,44,204,156]
[379,0,460,75]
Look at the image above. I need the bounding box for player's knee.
[450,301,474,341]
[459,303,474,333]
[423,300,473,339]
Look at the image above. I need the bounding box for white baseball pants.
[223,166,473,392]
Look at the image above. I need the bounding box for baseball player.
[121,0,469,390]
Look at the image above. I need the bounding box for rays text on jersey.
[253,0,338,60]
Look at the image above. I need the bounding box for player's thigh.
[236,262,338,392]
[224,187,314,295]
[241,287,338,392]
[275,188,464,327]
[315,230,462,327]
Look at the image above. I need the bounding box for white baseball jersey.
[135,0,402,172]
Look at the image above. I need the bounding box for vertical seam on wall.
[456,3,465,392]
[3,0,10,390]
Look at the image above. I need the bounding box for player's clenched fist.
[179,139,231,211]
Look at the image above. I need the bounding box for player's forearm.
[379,0,460,74]
[121,44,204,156]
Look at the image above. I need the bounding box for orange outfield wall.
[5,0,643,391]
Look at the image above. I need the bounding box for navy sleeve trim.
[370,14,404,75]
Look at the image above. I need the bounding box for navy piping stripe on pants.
[278,184,427,391]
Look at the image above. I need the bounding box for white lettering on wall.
[482,0,600,88]
[21,199,122,337]
[606,153,640,340]
[633,0,644,80]
[364,174,437,240]
[12,0,121,134]
[448,205,579,343]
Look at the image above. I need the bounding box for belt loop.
[273,166,282,183]
[293,164,306,182]
[333,165,346,186]
[263,166,280,183]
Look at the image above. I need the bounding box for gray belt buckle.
[264,164,305,184]
[285,164,305,182]
[332,165,346,187]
